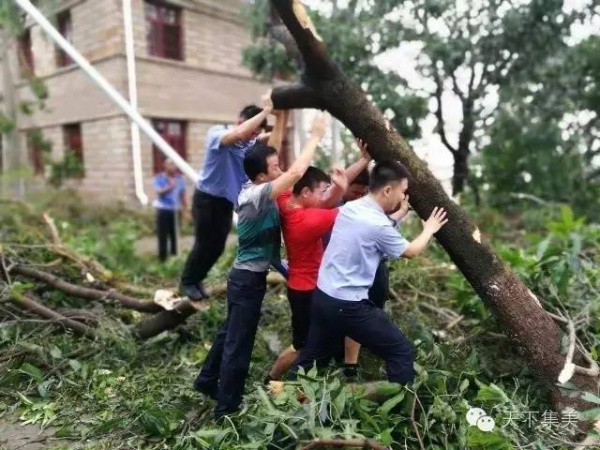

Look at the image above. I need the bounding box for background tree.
[244,0,589,197]
[481,33,600,219]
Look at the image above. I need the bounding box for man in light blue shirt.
[180,91,274,300]
[294,160,448,384]
[153,159,187,262]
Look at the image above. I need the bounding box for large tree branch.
[10,292,97,339]
[12,265,162,313]
[267,0,599,416]
[267,4,304,70]
[270,0,338,79]
[272,83,325,110]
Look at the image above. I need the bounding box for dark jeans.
[369,261,389,309]
[156,209,177,262]
[181,190,233,285]
[295,288,415,384]
[288,288,314,350]
[194,268,267,418]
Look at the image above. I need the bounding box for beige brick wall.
[78,116,132,201]
[18,57,127,128]
[136,58,266,122]
[28,0,123,79]
[131,0,254,78]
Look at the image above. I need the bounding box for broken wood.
[10,292,97,339]
[136,273,287,339]
[300,438,389,450]
[11,265,162,313]
[267,0,598,412]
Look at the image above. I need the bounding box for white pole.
[13,0,198,182]
[122,0,148,205]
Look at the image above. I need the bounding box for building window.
[56,10,73,68]
[28,137,45,176]
[63,123,84,176]
[18,29,34,74]
[145,1,183,61]
[152,119,186,174]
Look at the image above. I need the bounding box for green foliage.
[1,197,599,448]
[242,0,428,140]
[48,151,85,186]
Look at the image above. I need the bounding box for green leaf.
[378,391,406,416]
[581,392,600,405]
[19,363,44,382]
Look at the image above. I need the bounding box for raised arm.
[319,167,347,208]
[220,90,274,146]
[267,110,289,153]
[270,113,328,200]
[345,138,371,183]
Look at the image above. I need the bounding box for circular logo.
[466,407,496,432]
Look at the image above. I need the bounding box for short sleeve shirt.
[277,191,339,291]
[196,125,256,205]
[234,182,281,272]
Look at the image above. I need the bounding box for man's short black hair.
[244,142,278,181]
[292,166,331,196]
[369,160,411,192]
[350,168,370,187]
[239,104,267,129]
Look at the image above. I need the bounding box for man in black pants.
[152,159,187,262]
[295,160,448,384]
[179,91,274,300]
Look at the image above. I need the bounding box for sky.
[298,0,599,188]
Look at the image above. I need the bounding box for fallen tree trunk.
[12,265,162,313]
[10,292,97,339]
[300,439,388,450]
[267,0,598,412]
[137,273,287,339]
[136,284,227,340]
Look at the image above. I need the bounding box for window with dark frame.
[56,10,73,68]
[152,119,187,174]
[145,1,183,61]
[62,123,84,176]
[18,29,34,74]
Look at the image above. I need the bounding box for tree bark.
[12,265,163,313]
[10,292,97,339]
[267,0,598,412]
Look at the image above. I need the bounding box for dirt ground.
[0,418,61,450]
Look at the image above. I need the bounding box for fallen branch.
[136,273,287,339]
[10,292,97,340]
[300,439,389,450]
[136,284,228,340]
[42,212,62,245]
[11,265,162,314]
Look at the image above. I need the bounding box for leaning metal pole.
[13,0,198,182]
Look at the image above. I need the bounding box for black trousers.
[194,268,267,418]
[156,209,177,262]
[369,261,389,309]
[294,288,415,384]
[181,190,233,285]
[288,288,314,350]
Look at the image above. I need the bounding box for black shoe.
[196,281,210,299]
[343,364,359,382]
[214,407,240,421]
[180,283,205,301]
[193,381,218,400]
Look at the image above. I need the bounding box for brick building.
[10,0,269,203]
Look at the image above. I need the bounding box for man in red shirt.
[266,153,370,382]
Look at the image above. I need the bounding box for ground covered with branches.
[0,191,599,449]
